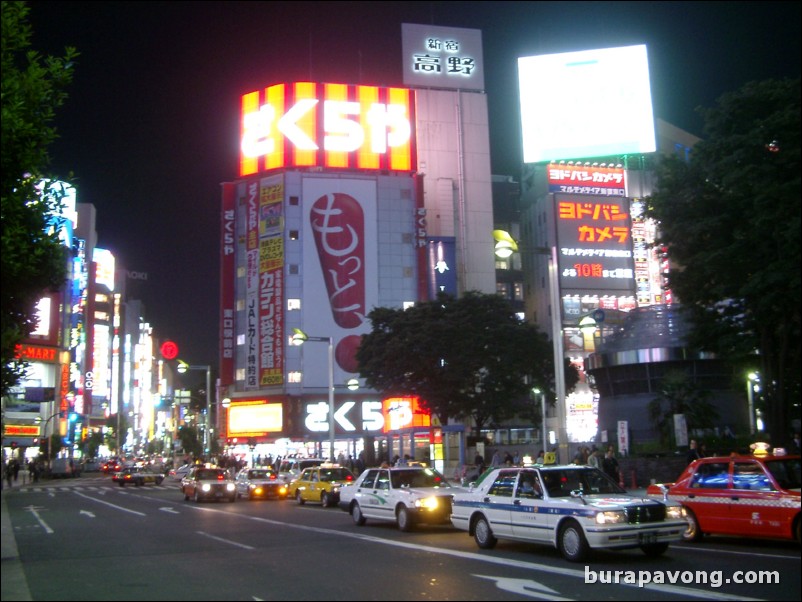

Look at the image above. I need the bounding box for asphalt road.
[2,474,800,601]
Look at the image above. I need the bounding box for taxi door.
[684,461,734,534]
[729,460,788,538]
[355,469,395,522]
[510,469,549,542]
[478,469,518,539]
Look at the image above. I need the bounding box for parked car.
[234,466,288,500]
[338,466,462,531]
[113,465,165,487]
[50,458,79,478]
[288,464,355,507]
[647,453,801,543]
[180,466,236,503]
[277,457,325,484]
[451,465,687,562]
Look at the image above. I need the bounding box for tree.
[645,78,801,447]
[356,291,573,435]
[1,1,77,394]
[647,369,719,447]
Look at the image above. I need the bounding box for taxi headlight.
[666,505,685,520]
[595,510,627,524]
[201,484,211,492]
[414,497,439,511]
[253,486,263,495]
[332,485,340,493]
[226,483,236,492]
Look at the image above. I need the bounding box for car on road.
[112,465,165,487]
[180,466,237,503]
[451,465,687,562]
[277,457,326,484]
[101,458,122,474]
[167,463,193,481]
[338,465,462,531]
[647,453,801,543]
[234,466,288,500]
[288,464,355,507]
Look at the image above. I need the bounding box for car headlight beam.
[595,510,627,524]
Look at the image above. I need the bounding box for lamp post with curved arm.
[291,328,335,461]
[177,361,211,455]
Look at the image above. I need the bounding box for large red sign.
[240,82,416,176]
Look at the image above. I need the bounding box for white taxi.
[338,466,463,531]
[451,465,687,562]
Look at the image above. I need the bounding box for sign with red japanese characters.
[555,193,635,294]
[547,163,625,196]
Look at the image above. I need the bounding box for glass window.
[515,470,541,498]
[691,463,730,489]
[764,458,801,490]
[487,470,517,497]
[732,463,773,491]
[361,470,378,489]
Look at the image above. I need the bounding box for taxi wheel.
[558,520,589,562]
[296,491,306,505]
[352,503,366,526]
[397,507,416,532]
[321,492,332,508]
[473,516,497,549]
[682,508,703,542]
[641,542,669,557]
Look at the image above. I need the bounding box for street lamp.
[532,388,547,449]
[746,372,759,435]
[494,229,567,463]
[291,328,335,461]
[177,361,211,455]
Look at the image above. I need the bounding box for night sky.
[26,1,801,368]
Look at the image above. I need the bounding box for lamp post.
[494,229,567,464]
[533,388,547,449]
[36,410,64,463]
[291,328,335,461]
[177,362,211,455]
[746,372,759,435]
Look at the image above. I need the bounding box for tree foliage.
[1,1,77,394]
[647,370,719,447]
[645,78,801,446]
[356,291,574,434]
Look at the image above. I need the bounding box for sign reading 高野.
[240,82,416,177]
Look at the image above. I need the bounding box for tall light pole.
[746,372,759,435]
[291,328,335,461]
[177,361,211,455]
[533,388,547,450]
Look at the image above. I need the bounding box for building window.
[513,282,523,301]
[287,298,301,311]
[289,196,299,205]
[288,371,302,383]
[289,264,299,275]
[289,230,299,240]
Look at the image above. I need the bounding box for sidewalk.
[1,481,33,601]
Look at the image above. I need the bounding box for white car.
[167,463,192,481]
[338,466,464,531]
[450,465,687,562]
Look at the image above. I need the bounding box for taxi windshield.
[391,469,450,489]
[764,458,802,490]
[540,468,626,497]
[249,470,273,479]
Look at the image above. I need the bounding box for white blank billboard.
[518,44,656,163]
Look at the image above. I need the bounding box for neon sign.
[240,82,416,176]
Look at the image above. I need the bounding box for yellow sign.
[543,452,557,465]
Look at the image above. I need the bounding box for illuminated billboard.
[401,23,485,91]
[518,44,656,163]
[227,401,283,437]
[555,193,635,296]
[240,82,416,176]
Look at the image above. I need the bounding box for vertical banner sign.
[258,175,285,386]
[673,414,688,447]
[220,182,236,386]
[245,181,260,390]
[617,420,629,456]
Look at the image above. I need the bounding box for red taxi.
[647,453,800,543]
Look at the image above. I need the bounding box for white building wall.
[414,89,495,295]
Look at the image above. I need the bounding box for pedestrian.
[503,451,513,466]
[687,439,701,465]
[535,449,545,465]
[512,450,520,465]
[12,458,20,482]
[793,433,801,454]
[4,463,13,488]
[490,450,502,467]
[602,449,620,483]
[587,446,601,469]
